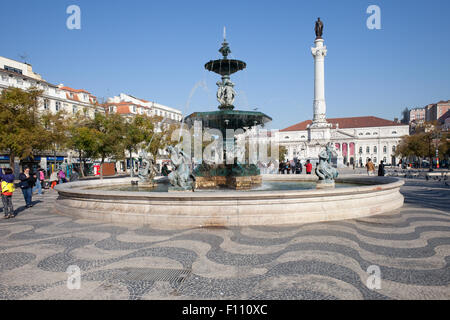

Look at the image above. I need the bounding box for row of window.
[1,74,97,103]
[358,131,397,136]
[108,104,181,120]
[359,145,395,154]
[43,99,92,115]
[359,157,388,164]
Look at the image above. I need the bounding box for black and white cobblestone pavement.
[0,179,449,300]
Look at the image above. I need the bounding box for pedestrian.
[0,168,16,219]
[295,161,302,174]
[290,159,295,174]
[58,169,67,184]
[305,160,312,175]
[70,168,80,182]
[378,160,385,177]
[366,159,375,176]
[32,167,43,195]
[279,161,284,174]
[39,168,45,189]
[19,167,35,208]
[285,160,291,174]
[50,170,58,189]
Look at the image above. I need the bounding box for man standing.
[306,160,312,175]
[378,160,385,176]
[366,159,375,176]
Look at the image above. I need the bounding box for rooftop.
[281,116,406,132]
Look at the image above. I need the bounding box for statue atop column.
[315,17,324,39]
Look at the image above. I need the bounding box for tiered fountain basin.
[54,175,404,229]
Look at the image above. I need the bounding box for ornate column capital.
[311,46,327,58]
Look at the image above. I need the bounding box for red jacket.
[306,163,312,173]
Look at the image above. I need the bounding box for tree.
[396,133,427,160]
[279,146,287,162]
[395,123,449,167]
[123,115,155,177]
[0,87,46,168]
[144,116,179,160]
[40,110,71,172]
[88,112,125,179]
[68,126,99,177]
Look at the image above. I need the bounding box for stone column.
[311,38,328,126]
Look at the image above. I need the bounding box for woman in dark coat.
[19,167,35,208]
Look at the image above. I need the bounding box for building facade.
[105,93,183,171]
[0,56,104,171]
[107,93,182,122]
[279,116,409,167]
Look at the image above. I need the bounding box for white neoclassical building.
[279,117,409,167]
[276,26,409,168]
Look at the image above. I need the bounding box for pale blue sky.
[1,0,449,129]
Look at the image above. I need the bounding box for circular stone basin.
[54,175,404,228]
[87,181,361,193]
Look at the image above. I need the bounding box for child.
[0,168,16,219]
[50,170,58,189]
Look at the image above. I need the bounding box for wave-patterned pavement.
[0,180,449,300]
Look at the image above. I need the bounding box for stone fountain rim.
[54,175,404,201]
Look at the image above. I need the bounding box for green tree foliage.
[396,123,449,164]
[0,87,47,168]
[396,133,428,158]
[68,126,99,177]
[144,116,179,159]
[123,115,155,177]
[40,110,71,171]
[88,112,125,179]
[279,146,287,162]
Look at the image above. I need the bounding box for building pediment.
[331,129,355,139]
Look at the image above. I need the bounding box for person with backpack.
[19,167,35,208]
[0,168,16,219]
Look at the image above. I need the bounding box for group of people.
[365,158,386,176]
[0,166,74,219]
[1,166,37,219]
[278,159,314,175]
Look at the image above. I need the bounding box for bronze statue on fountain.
[184,29,271,190]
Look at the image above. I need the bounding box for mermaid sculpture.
[137,151,158,186]
[167,145,195,191]
[315,143,338,186]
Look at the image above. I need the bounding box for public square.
[0,175,449,300]
[1,1,449,304]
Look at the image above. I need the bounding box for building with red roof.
[277,115,409,168]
